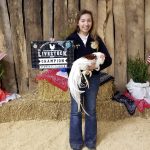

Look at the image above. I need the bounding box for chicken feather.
[68,52,105,114]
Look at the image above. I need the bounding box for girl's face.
[78,13,93,36]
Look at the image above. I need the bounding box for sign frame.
[31,40,74,69]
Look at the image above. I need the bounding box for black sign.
[31,40,74,69]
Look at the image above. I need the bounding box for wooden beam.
[43,0,53,40]
[145,0,150,59]
[105,0,115,76]
[7,0,29,94]
[54,0,68,40]
[97,0,107,41]
[0,0,17,92]
[0,3,6,52]
[67,0,79,35]
[68,0,79,13]
[97,0,114,76]
[126,0,144,59]
[24,0,42,90]
[113,0,127,91]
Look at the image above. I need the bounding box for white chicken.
[68,52,105,114]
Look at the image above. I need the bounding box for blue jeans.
[69,74,100,150]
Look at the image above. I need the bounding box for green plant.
[127,56,150,83]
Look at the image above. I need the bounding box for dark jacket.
[66,32,112,74]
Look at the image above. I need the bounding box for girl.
[66,9,112,150]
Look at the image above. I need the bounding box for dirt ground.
[0,117,150,150]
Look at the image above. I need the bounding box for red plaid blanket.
[36,69,68,91]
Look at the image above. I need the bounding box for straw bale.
[0,92,144,123]
[0,80,150,123]
[97,80,114,101]
[0,88,139,123]
[96,100,141,121]
[0,90,70,123]
[37,79,114,102]
[38,80,69,102]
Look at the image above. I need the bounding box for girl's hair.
[74,9,94,33]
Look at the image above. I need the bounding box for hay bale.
[1,79,150,123]
[37,79,114,102]
[96,101,142,121]
[0,88,149,123]
[97,80,114,102]
[0,79,126,123]
[0,91,70,123]
[38,80,69,102]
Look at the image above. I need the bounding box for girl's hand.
[100,53,105,59]
[147,55,150,64]
[87,61,96,71]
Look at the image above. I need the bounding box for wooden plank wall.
[145,0,150,73]
[0,0,149,93]
[7,0,29,93]
[0,0,17,92]
[126,0,144,59]
[24,0,42,90]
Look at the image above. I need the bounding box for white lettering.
[39,58,67,64]
[39,64,67,69]
[40,50,64,57]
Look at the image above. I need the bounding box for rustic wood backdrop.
[0,0,150,94]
